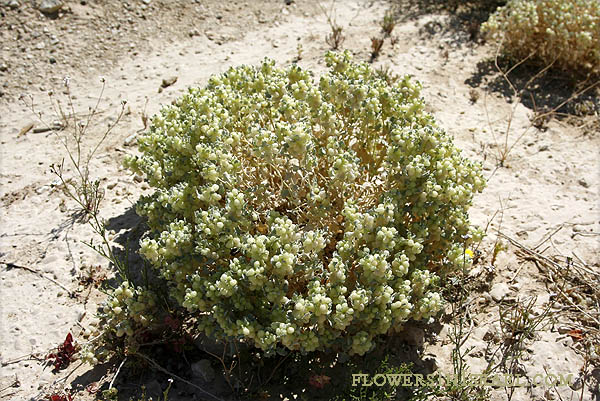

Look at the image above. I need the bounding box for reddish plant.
[164,315,182,331]
[47,393,73,401]
[47,333,79,372]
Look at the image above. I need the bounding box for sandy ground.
[1,0,599,400]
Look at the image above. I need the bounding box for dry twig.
[497,231,600,327]
[1,261,75,298]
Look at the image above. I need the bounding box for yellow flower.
[465,249,474,258]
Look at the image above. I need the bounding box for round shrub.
[482,0,600,75]
[124,51,485,356]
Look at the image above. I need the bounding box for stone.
[35,185,51,195]
[161,76,177,88]
[489,282,510,302]
[509,282,521,291]
[0,63,8,72]
[38,0,64,14]
[123,133,137,146]
[191,359,215,382]
[468,265,483,278]
[8,0,20,9]
[483,322,501,343]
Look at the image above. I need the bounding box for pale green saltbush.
[82,281,158,363]
[109,52,484,356]
[482,0,600,75]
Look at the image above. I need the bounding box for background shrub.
[121,52,485,356]
[482,0,600,75]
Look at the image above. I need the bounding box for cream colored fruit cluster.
[482,0,600,75]
[81,281,158,362]
[122,51,485,355]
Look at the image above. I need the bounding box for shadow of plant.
[102,206,149,288]
[256,331,435,401]
[392,0,507,44]
[74,321,436,400]
[466,57,600,117]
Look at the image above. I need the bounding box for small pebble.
[161,76,178,88]
[124,133,137,146]
[577,179,589,188]
[489,282,510,302]
[39,0,64,14]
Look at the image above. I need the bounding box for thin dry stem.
[485,44,599,167]
[498,231,600,327]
